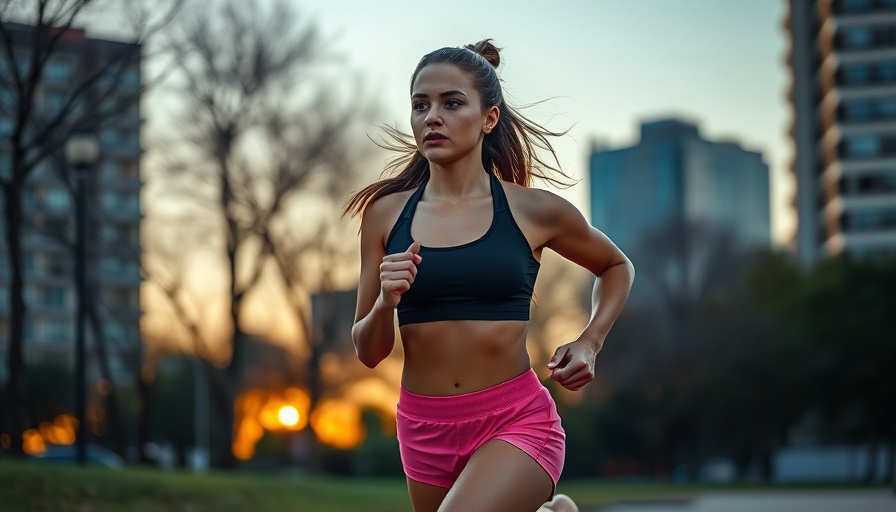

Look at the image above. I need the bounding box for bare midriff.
[399,320,532,396]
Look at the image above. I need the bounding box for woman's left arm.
[537,192,635,391]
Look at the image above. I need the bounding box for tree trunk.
[136,359,154,464]
[887,425,895,491]
[86,290,127,455]
[2,167,28,457]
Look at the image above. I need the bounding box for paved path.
[590,490,896,512]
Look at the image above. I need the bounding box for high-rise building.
[786,0,896,267]
[0,23,142,381]
[589,118,771,261]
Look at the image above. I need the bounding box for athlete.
[345,39,634,512]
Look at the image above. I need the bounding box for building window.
[104,289,138,309]
[844,27,873,49]
[858,173,896,193]
[881,98,896,117]
[839,26,896,50]
[43,320,69,342]
[102,128,139,149]
[44,252,68,276]
[21,186,36,208]
[878,62,896,82]
[101,257,137,277]
[43,90,67,113]
[846,208,896,232]
[841,97,896,122]
[122,67,140,88]
[45,58,72,82]
[840,64,868,85]
[847,135,880,157]
[841,0,872,12]
[844,99,873,120]
[41,286,66,308]
[44,185,70,212]
[103,323,125,344]
[0,117,14,136]
[22,251,35,276]
[101,190,139,213]
[99,160,118,181]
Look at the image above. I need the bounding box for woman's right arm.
[351,201,421,368]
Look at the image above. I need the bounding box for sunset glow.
[20,415,78,455]
[278,405,300,428]
[310,400,365,450]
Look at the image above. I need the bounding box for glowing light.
[233,417,265,461]
[311,400,365,450]
[22,429,46,455]
[259,399,286,431]
[231,387,312,459]
[278,405,300,428]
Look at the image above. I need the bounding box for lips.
[424,132,447,141]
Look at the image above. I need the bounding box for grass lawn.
[0,459,413,512]
[0,458,876,511]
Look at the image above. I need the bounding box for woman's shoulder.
[360,188,416,233]
[499,180,579,223]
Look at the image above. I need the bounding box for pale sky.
[297,0,794,246]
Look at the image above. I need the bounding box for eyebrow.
[411,90,468,100]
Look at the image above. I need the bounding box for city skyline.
[293,0,792,245]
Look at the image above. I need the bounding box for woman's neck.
[425,164,490,203]
[426,148,490,202]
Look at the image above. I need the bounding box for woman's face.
[410,63,498,166]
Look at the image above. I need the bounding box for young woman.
[345,39,634,512]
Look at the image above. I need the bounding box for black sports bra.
[385,173,540,326]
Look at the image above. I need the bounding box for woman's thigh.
[406,477,450,512]
[438,439,553,512]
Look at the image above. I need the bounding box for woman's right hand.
[378,241,422,309]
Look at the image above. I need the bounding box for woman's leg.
[438,440,554,512]
[406,477,450,512]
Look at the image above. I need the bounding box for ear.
[483,105,500,134]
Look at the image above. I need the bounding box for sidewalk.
[592,490,896,512]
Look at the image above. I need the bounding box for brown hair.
[344,39,572,218]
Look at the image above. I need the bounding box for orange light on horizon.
[232,387,312,459]
[22,429,46,455]
[39,415,77,446]
[310,400,365,450]
[18,415,79,455]
[278,405,300,428]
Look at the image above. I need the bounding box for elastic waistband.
[398,369,544,421]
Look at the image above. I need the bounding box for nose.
[424,106,442,126]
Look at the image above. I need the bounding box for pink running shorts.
[396,369,565,495]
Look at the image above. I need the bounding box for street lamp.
[65,132,100,466]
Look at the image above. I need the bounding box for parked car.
[30,445,125,469]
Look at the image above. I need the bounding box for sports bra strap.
[490,173,509,214]
[399,176,429,220]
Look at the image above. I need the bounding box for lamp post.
[65,132,100,466]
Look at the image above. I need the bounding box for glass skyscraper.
[589,118,771,263]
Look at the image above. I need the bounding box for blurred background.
[0,0,894,508]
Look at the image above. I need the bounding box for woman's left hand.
[547,339,601,391]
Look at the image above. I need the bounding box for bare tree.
[0,0,180,457]
[150,0,372,467]
[631,215,748,474]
